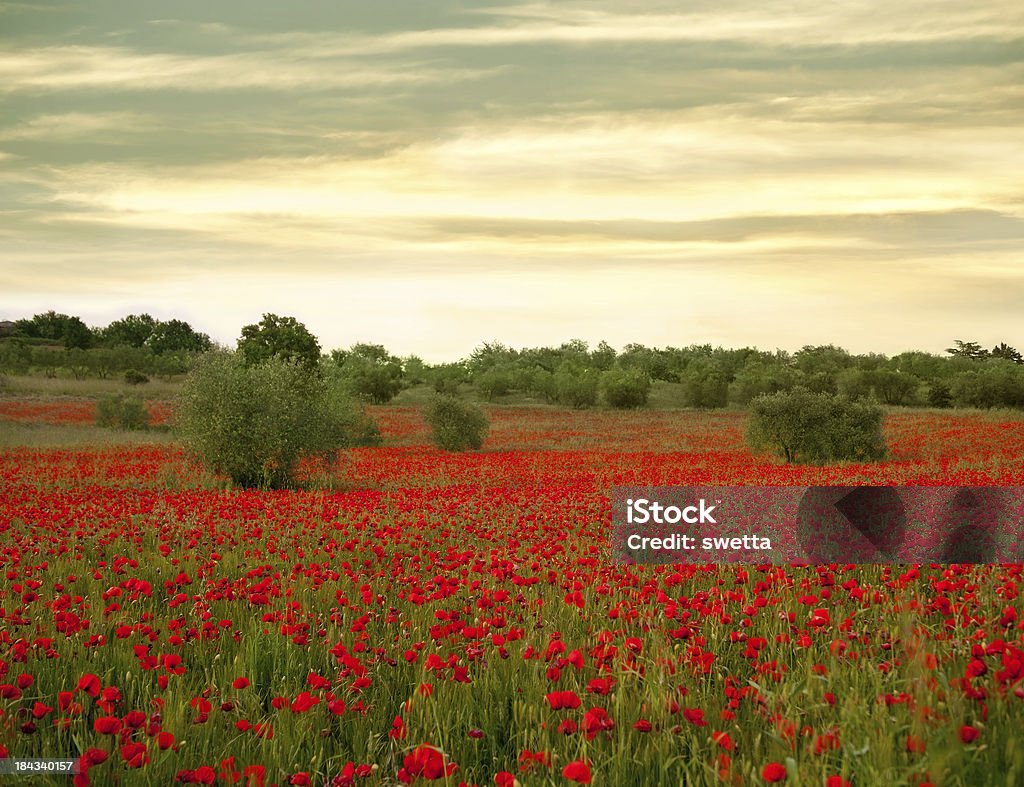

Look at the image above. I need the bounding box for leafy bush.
[927,380,952,408]
[747,387,886,464]
[425,395,488,451]
[96,394,149,430]
[476,368,513,401]
[176,352,379,489]
[600,367,651,408]
[949,361,1024,409]
[124,368,149,385]
[552,365,599,409]
[329,344,404,404]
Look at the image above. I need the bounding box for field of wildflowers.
[1,401,1023,785]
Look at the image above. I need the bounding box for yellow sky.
[1,1,1022,359]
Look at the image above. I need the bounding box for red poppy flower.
[562,760,592,784]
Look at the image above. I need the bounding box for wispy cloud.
[0,45,498,93]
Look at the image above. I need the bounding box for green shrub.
[747,386,886,464]
[96,394,149,430]
[600,367,651,408]
[476,368,513,401]
[552,365,598,409]
[927,380,952,408]
[425,395,488,451]
[123,368,149,385]
[176,352,379,489]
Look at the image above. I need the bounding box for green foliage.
[552,364,599,409]
[124,369,149,385]
[176,352,378,489]
[946,339,989,360]
[102,314,158,348]
[425,395,489,451]
[680,359,728,408]
[949,361,1024,409]
[927,380,953,408]
[477,367,513,401]
[728,361,796,406]
[96,394,149,431]
[600,367,651,408]
[237,314,321,373]
[329,343,403,404]
[747,387,886,464]
[145,319,212,354]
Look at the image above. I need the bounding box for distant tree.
[747,387,886,464]
[29,311,71,341]
[590,340,617,371]
[552,363,599,409]
[103,314,158,348]
[949,361,1024,409]
[402,355,429,385]
[946,340,989,360]
[147,319,212,355]
[601,367,651,408]
[476,366,514,401]
[468,342,518,376]
[96,394,149,430]
[991,342,1023,365]
[425,395,489,451]
[680,358,728,408]
[177,352,378,489]
[729,361,797,405]
[237,314,320,373]
[329,343,404,404]
[927,380,953,408]
[20,311,93,348]
[62,316,93,350]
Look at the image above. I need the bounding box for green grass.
[1,373,183,399]
[0,421,174,449]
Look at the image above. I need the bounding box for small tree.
[600,367,651,408]
[237,314,321,374]
[96,394,149,430]
[747,387,886,464]
[176,352,378,488]
[425,395,488,451]
[552,364,599,409]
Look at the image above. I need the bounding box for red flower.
[583,707,614,740]
[712,731,734,751]
[562,760,592,784]
[545,691,581,710]
[77,674,101,698]
[633,719,653,732]
[959,724,980,744]
[120,742,150,768]
[761,762,787,782]
[398,745,457,783]
[906,735,925,753]
[93,716,121,735]
[232,677,250,690]
[290,774,312,786]
[825,778,851,787]
[495,773,516,787]
[683,708,707,727]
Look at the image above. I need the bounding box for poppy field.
[2,402,1024,786]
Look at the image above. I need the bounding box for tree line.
[2,310,1022,410]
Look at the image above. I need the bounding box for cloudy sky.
[1,1,1022,361]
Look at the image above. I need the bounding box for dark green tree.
[237,314,320,373]
[147,319,213,354]
[946,340,989,360]
[103,314,158,348]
